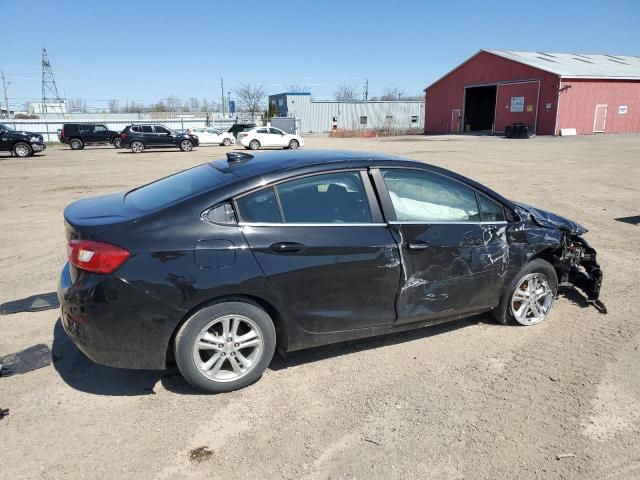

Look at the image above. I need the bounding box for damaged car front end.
[515,203,605,313]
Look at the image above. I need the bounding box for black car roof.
[209,149,516,210]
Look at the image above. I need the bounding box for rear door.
[236,170,401,333]
[373,167,508,324]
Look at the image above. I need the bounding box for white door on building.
[593,104,607,133]
[450,109,461,133]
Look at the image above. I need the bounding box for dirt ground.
[1,134,639,480]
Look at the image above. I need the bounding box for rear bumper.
[57,262,184,370]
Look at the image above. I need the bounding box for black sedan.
[58,150,603,392]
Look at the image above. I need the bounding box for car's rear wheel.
[13,142,33,158]
[112,138,122,148]
[180,139,194,152]
[249,140,260,150]
[130,141,144,153]
[222,138,231,146]
[70,138,83,150]
[174,301,276,393]
[288,139,299,150]
[493,259,558,326]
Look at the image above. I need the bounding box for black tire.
[249,139,260,150]
[70,138,83,150]
[222,138,232,146]
[179,139,194,152]
[112,137,122,148]
[492,258,558,326]
[288,139,299,150]
[174,301,276,393]
[13,142,33,158]
[130,140,144,153]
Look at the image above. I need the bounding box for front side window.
[276,172,372,223]
[381,169,479,222]
[95,125,107,132]
[269,128,284,135]
[154,126,170,134]
[478,194,505,222]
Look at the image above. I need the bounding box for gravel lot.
[1,134,639,480]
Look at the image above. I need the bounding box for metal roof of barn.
[487,50,640,79]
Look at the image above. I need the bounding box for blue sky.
[2,0,639,110]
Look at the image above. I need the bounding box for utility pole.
[1,70,9,118]
[220,77,225,118]
[363,78,368,101]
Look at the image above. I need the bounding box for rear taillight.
[68,240,130,274]
[120,133,127,139]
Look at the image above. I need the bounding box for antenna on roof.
[226,152,254,163]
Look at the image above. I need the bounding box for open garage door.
[463,86,497,132]
[494,81,540,134]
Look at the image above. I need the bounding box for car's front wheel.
[288,139,299,150]
[174,301,276,393]
[493,259,558,326]
[13,142,33,158]
[180,139,194,152]
[130,140,144,153]
[249,139,261,150]
[70,138,84,150]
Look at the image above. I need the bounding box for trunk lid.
[64,192,137,240]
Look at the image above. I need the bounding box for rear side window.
[236,188,281,223]
[381,169,480,222]
[125,165,222,211]
[478,194,505,222]
[256,128,268,134]
[277,172,372,223]
[130,126,141,133]
[141,125,153,133]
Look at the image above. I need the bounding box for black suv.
[0,123,46,157]
[228,123,256,138]
[59,123,122,149]
[120,124,199,153]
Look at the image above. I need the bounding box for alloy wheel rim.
[510,273,554,325]
[71,140,80,149]
[290,141,298,149]
[192,314,264,382]
[182,140,192,151]
[132,142,142,152]
[15,144,29,156]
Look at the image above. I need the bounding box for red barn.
[424,50,640,135]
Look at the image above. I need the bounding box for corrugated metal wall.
[556,79,640,134]
[285,97,424,133]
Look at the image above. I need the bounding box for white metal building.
[269,93,424,133]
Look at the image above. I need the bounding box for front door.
[374,168,508,324]
[92,125,109,144]
[236,170,401,333]
[153,125,174,146]
[593,104,607,133]
[450,109,461,133]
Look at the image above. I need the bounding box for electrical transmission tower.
[41,47,63,116]
[362,78,368,101]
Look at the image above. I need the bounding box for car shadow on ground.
[52,315,489,396]
[0,292,59,315]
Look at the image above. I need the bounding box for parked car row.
[1,121,305,157]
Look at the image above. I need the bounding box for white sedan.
[188,127,235,146]
[238,127,304,150]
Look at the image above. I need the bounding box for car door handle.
[407,242,430,250]
[270,242,305,253]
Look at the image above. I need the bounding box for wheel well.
[165,294,288,367]
[528,247,562,275]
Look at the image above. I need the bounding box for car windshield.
[125,164,222,211]
[0,123,15,131]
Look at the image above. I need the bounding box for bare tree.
[380,87,404,101]
[108,99,119,113]
[187,97,200,112]
[235,83,266,121]
[202,97,210,112]
[165,95,181,112]
[285,84,310,94]
[333,84,358,101]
